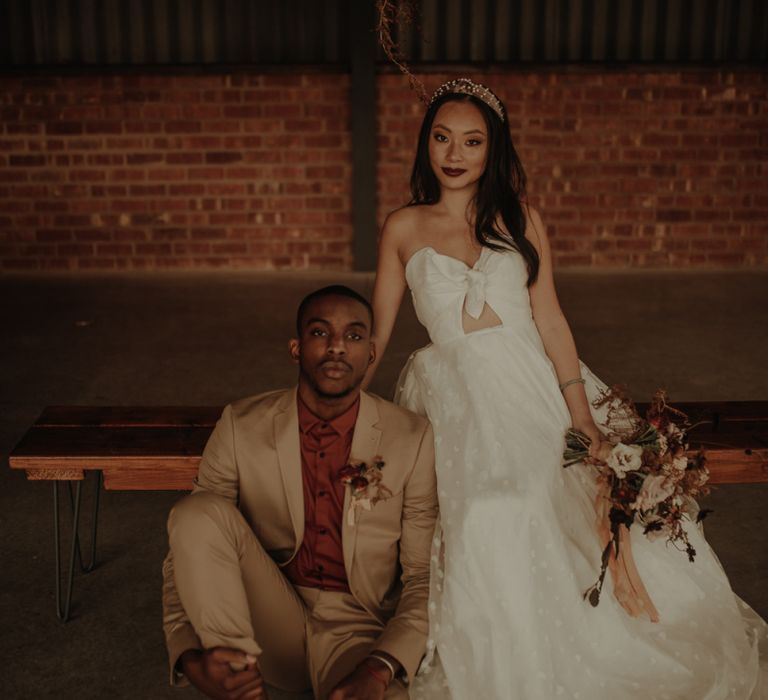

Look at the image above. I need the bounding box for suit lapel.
[273,387,304,550]
[343,391,383,576]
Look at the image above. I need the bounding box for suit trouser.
[168,491,408,699]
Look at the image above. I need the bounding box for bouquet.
[564,387,710,618]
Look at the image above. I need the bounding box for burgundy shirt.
[282,396,360,592]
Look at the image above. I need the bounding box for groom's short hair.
[296,285,374,336]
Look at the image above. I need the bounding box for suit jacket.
[162,387,438,682]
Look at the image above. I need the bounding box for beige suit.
[162,388,437,698]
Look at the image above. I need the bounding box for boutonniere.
[338,456,392,526]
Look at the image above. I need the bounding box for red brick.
[73,230,111,242]
[105,137,145,149]
[656,209,692,223]
[167,153,204,165]
[203,120,242,134]
[151,228,188,241]
[69,169,108,182]
[6,124,43,135]
[306,165,344,179]
[182,105,223,120]
[129,184,167,196]
[222,105,263,119]
[146,168,186,181]
[169,184,206,196]
[57,243,94,256]
[85,121,123,135]
[263,104,303,119]
[75,257,117,269]
[34,200,68,213]
[164,121,202,134]
[190,227,227,240]
[1,258,40,270]
[94,243,133,256]
[9,155,46,167]
[201,211,242,225]
[126,153,164,165]
[135,243,172,255]
[36,229,72,242]
[0,139,27,151]
[205,151,243,164]
[45,122,84,135]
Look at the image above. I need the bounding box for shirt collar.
[297,395,360,437]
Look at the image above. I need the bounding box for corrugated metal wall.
[1,0,765,67]
[0,0,347,66]
[394,0,768,63]
[401,0,768,63]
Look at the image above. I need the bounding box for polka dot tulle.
[396,246,767,699]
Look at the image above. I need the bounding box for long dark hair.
[409,89,540,286]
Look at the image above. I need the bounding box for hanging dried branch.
[376,0,429,104]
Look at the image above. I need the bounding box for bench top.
[9,403,768,489]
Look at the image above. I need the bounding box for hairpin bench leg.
[53,470,102,622]
[68,471,101,573]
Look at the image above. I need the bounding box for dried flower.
[339,456,392,526]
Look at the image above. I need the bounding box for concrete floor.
[1,270,766,700]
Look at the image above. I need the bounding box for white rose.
[666,423,684,440]
[656,433,668,455]
[672,456,688,472]
[606,443,643,478]
[632,474,675,511]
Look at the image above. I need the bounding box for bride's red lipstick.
[441,167,466,177]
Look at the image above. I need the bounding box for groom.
[162,285,437,700]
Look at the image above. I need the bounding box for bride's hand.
[575,420,610,461]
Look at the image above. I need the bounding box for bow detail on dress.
[463,269,488,319]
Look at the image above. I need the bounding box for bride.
[366,78,766,699]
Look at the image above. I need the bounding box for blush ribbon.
[595,482,660,623]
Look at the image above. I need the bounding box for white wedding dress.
[395,245,767,699]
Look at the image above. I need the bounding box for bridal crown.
[429,78,505,121]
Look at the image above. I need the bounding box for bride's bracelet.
[559,377,586,393]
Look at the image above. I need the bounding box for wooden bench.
[9,402,768,621]
[11,406,219,490]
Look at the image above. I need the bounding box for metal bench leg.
[68,471,101,572]
[53,470,102,622]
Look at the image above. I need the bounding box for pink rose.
[632,474,675,511]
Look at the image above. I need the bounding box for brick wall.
[0,73,352,271]
[1,68,766,271]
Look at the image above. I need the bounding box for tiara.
[429,78,505,121]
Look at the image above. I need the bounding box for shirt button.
[318,564,324,571]
[318,490,327,497]
[319,451,325,458]
[319,528,327,535]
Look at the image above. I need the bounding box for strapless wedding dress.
[395,245,766,699]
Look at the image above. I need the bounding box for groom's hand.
[180,647,266,700]
[328,659,389,700]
